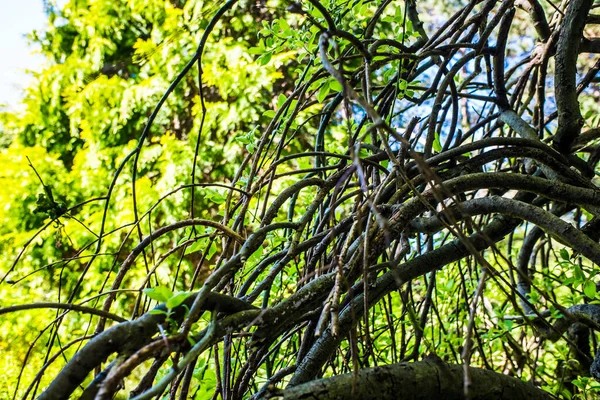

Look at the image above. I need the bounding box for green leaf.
[202,188,226,205]
[248,47,264,55]
[289,100,298,112]
[584,280,597,299]
[184,238,206,255]
[559,248,569,261]
[262,110,276,118]
[166,292,191,309]
[444,279,455,292]
[317,81,330,103]
[210,192,226,204]
[432,132,442,153]
[529,290,540,304]
[206,241,218,260]
[258,51,272,65]
[277,94,287,108]
[143,286,173,303]
[235,134,251,144]
[247,245,264,265]
[574,265,585,284]
[278,18,291,35]
[329,79,343,92]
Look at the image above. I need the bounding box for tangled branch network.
[6,0,600,398]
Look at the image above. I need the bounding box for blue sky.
[0,1,47,110]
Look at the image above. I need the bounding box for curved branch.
[553,0,593,153]
[98,218,244,329]
[284,359,553,400]
[516,0,550,41]
[39,292,256,400]
[0,302,127,323]
[290,214,522,385]
[411,195,600,264]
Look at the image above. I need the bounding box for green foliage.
[0,0,287,394]
[145,285,192,332]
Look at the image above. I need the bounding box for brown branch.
[553,0,593,153]
[0,302,127,322]
[283,359,553,399]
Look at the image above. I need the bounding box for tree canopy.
[3,0,600,398]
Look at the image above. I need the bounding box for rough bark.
[279,359,554,400]
[553,0,593,153]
